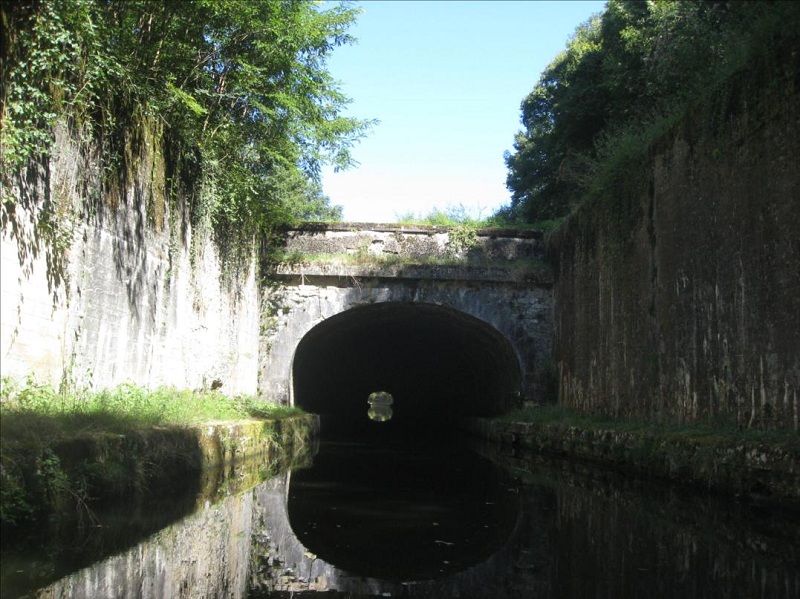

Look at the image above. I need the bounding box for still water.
[2,435,798,598]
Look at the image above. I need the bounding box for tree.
[503,0,800,225]
[1,0,371,232]
[504,16,604,223]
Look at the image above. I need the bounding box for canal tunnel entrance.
[292,302,522,440]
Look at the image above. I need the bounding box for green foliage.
[0,377,305,439]
[261,163,344,225]
[447,223,479,256]
[1,0,366,240]
[395,203,555,234]
[0,462,34,525]
[503,0,800,225]
[0,377,307,526]
[392,205,493,256]
[395,203,488,228]
[500,404,800,446]
[238,397,305,420]
[1,0,118,168]
[479,206,557,231]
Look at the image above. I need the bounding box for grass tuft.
[500,404,800,445]
[0,377,307,526]
[0,377,304,443]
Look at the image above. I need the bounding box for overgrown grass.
[497,404,799,506]
[501,404,643,431]
[393,204,558,233]
[0,377,303,444]
[500,404,800,446]
[0,377,308,526]
[522,218,565,233]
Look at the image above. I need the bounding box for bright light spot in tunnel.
[367,391,394,422]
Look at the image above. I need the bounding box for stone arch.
[290,301,522,438]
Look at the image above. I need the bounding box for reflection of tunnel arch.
[291,302,521,438]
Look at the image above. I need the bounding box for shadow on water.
[0,482,200,597]
[0,446,309,599]
[2,430,799,598]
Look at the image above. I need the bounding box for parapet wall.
[278,223,545,263]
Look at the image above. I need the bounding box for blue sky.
[320,0,607,223]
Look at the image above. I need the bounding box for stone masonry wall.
[1,123,260,394]
[278,222,545,262]
[549,74,800,430]
[262,226,553,406]
[259,272,553,405]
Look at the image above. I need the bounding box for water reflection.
[2,437,798,598]
[287,441,520,581]
[367,391,394,422]
[491,448,800,599]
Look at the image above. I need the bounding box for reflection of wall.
[30,451,800,598]
[547,476,800,597]
[491,450,800,599]
[35,487,256,598]
[250,473,338,593]
[251,471,527,597]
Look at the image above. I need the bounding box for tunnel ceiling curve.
[292,302,521,433]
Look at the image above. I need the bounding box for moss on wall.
[469,417,800,508]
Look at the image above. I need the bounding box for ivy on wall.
[1,0,372,278]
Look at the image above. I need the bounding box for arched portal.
[291,302,521,439]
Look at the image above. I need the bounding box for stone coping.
[281,221,544,239]
[466,418,800,510]
[268,261,552,284]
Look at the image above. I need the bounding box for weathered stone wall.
[550,76,800,429]
[1,120,550,404]
[279,222,545,262]
[469,418,800,507]
[259,265,553,406]
[261,228,554,409]
[1,123,260,394]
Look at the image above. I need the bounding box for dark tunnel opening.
[291,302,522,441]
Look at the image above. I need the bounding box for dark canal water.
[2,434,799,598]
